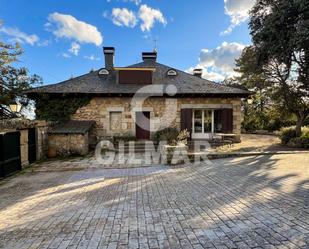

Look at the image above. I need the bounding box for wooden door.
[135,112,150,140]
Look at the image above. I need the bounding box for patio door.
[192,109,231,139]
[192,110,213,139]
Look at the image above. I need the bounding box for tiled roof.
[28,61,250,97]
[48,120,95,134]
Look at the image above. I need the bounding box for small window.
[167,69,177,76]
[98,68,109,75]
[110,112,122,131]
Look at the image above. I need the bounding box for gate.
[28,128,36,163]
[0,131,21,178]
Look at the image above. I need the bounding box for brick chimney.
[193,68,203,78]
[103,47,115,69]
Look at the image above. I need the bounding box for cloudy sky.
[0,0,255,84]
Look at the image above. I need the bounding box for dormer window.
[167,69,177,76]
[98,68,109,75]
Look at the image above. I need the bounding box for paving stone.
[0,155,308,249]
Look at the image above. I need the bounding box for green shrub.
[280,126,309,148]
[280,127,297,145]
[153,127,179,145]
[176,129,190,145]
[300,131,309,148]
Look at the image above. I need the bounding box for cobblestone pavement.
[0,154,308,249]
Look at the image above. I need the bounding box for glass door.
[193,109,214,139]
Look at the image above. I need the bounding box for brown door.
[180,109,193,140]
[135,112,150,140]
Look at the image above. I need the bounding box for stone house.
[28,47,250,143]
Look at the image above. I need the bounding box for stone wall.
[72,97,242,142]
[48,132,89,156]
[0,119,49,167]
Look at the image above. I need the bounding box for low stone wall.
[48,132,89,156]
[0,119,49,167]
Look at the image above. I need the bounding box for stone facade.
[48,132,89,156]
[72,97,242,142]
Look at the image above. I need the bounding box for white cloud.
[37,40,50,47]
[188,42,245,82]
[221,0,255,35]
[0,26,39,45]
[112,8,137,27]
[84,54,100,61]
[61,52,71,58]
[47,12,103,46]
[68,42,80,56]
[138,4,166,32]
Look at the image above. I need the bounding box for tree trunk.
[295,113,304,137]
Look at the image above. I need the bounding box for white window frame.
[192,109,215,139]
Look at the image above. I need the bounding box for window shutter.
[221,109,233,133]
[181,109,193,139]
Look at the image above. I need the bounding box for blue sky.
[0,0,254,84]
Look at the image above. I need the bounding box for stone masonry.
[72,97,242,142]
[48,132,89,156]
[0,154,308,248]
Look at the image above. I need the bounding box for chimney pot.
[103,47,115,69]
[142,52,157,62]
[193,68,203,78]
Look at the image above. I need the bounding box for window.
[194,110,203,133]
[98,68,109,75]
[204,110,212,133]
[193,109,223,134]
[110,112,122,131]
[167,69,177,76]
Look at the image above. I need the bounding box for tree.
[0,35,42,119]
[249,0,309,136]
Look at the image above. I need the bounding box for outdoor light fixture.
[9,100,22,113]
[247,98,254,105]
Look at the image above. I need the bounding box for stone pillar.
[231,99,242,143]
[35,120,49,160]
[19,129,29,167]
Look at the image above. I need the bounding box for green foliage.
[249,0,309,136]
[242,103,297,132]
[280,126,309,148]
[153,128,190,146]
[34,94,91,122]
[153,127,179,145]
[176,129,190,145]
[280,127,297,145]
[0,35,42,118]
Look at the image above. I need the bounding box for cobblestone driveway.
[0,154,308,249]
